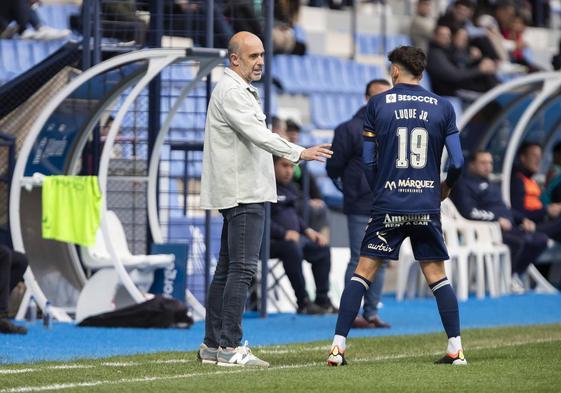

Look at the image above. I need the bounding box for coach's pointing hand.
[300,143,333,162]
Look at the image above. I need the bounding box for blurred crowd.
[411,0,559,100]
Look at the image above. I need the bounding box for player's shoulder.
[427,90,454,111]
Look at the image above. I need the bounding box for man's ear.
[230,53,239,67]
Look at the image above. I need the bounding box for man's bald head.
[228,32,261,58]
[227,31,265,83]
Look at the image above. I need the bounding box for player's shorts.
[360,212,449,261]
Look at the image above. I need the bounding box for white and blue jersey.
[360,83,464,261]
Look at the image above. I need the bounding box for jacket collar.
[224,68,259,95]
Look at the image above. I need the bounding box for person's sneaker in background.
[216,341,269,367]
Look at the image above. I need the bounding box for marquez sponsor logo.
[384,178,435,193]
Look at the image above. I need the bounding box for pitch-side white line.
[0,359,195,375]
[1,337,559,393]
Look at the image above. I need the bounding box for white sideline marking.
[259,345,329,354]
[1,337,559,392]
[0,359,194,375]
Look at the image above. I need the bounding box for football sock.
[334,273,371,342]
[332,335,347,352]
[429,276,461,339]
[447,336,463,354]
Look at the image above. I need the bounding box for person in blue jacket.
[451,150,548,293]
[326,79,392,329]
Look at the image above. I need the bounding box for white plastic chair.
[76,210,174,322]
[442,199,511,299]
[440,215,470,301]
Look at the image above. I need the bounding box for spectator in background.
[543,142,561,204]
[409,0,436,54]
[449,27,483,69]
[157,0,234,49]
[285,119,329,236]
[273,0,306,55]
[285,119,301,145]
[0,0,70,40]
[326,79,392,328]
[451,151,548,293]
[426,25,497,97]
[271,115,287,139]
[502,11,540,72]
[511,142,561,244]
[495,0,516,35]
[223,0,263,38]
[101,0,147,45]
[438,0,499,60]
[437,0,474,35]
[476,14,509,63]
[0,246,28,334]
[271,156,336,314]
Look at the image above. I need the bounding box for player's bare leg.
[420,260,467,365]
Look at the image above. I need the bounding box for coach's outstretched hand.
[300,144,333,162]
[440,181,451,201]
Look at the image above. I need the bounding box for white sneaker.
[34,26,71,40]
[216,341,269,368]
[510,274,525,295]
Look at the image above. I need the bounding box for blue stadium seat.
[356,33,382,55]
[310,93,365,129]
[0,40,19,74]
[36,4,79,30]
[384,34,412,54]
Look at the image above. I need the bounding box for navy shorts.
[360,212,449,261]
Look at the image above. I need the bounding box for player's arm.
[362,130,378,191]
[362,100,378,191]
[441,132,464,200]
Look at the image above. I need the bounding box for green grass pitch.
[1,324,560,393]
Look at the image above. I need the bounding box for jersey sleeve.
[445,101,459,137]
[363,98,377,138]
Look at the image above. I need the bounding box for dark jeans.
[502,228,548,275]
[270,237,331,307]
[204,203,265,349]
[0,246,28,315]
[536,218,561,243]
[0,0,31,34]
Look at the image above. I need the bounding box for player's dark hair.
[468,150,491,163]
[517,141,542,157]
[365,79,391,96]
[453,0,474,9]
[286,119,301,132]
[272,115,282,130]
[388,46,426,78]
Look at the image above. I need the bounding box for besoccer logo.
[386,94,397,103]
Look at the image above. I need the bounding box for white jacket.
[200,68,303,210]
